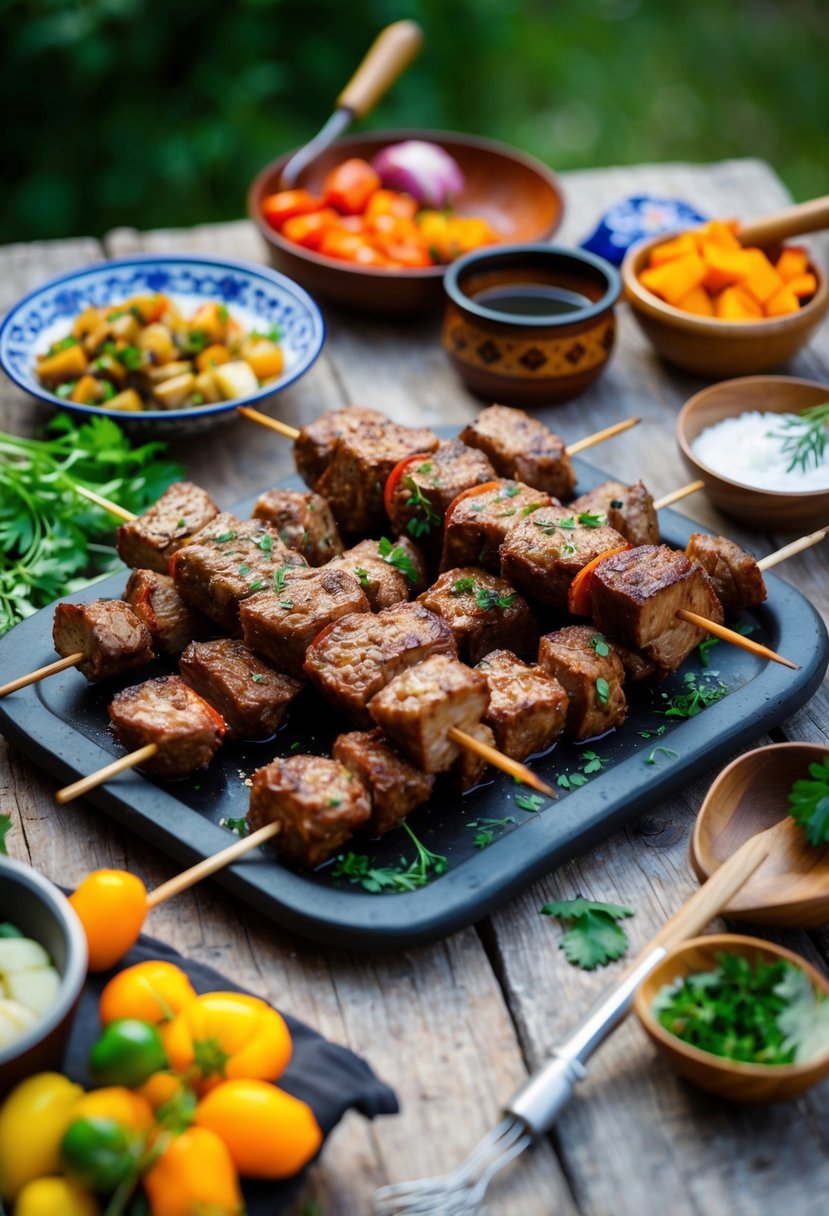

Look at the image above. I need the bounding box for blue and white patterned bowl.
[0,254,325,435]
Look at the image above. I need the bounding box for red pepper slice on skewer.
[383,452,437,518]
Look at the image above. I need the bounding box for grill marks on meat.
[333,729,434,835]
[685,533,767,616]
[294,405,390,490]
[53,599,155,681]
[252,488,343,566]
[116,482,218,573]
[460,404,576,499]
[108,675,226,777]
[441,479,555,573]
[368,654,489,773]
[170,514,306,634]
[417,568,538,664]
[124,569,212,657]
[315,417,439,535]
[179,639,303,740]
[248,754,371,868]
[385,439,495,550]
[590,545,724,674]
[538,625,627,741]
[500,508,627,610]
[570,480,659,548]
[304,602,457,726]
[326,536,425,611]
[476,649,568,761]
[239,568,369,678]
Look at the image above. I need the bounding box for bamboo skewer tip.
[448,727,557,799]
[236,405,300,441]
[56,742,159,805]
[757,525,829,573]
[677,609,798,670]
[0,652,84,699]
[565,415,640,456]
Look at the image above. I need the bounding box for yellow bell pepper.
[13,1176,99,1216]
[0,1073,84,1198]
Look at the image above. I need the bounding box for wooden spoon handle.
[336,20,423,118]
[739,196,829,248]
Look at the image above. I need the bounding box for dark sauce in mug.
[474,283,591,316]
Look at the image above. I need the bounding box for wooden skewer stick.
[652,480,705,511]
[56,743,159,805]
[565,416,640,456]
[757,525,829,573]
[0,653,84,699]
[676,609,798,670]
[235,406,300,440]
[448,727,557,798]
[146,821,281,908]
[74,484,136,522]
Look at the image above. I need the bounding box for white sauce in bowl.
[691,410,829,492]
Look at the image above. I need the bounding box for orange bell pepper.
[143,1126,243,1216]
[68,870,148,972]
[567,545,632,617]
[260,189,322,230]
[162,992,292,1093]
[99,961,197,1026]
[322,158,381,215]
[383,452,435,517]
[195,1079,322,1180]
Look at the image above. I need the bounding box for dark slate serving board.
[1,455,826,949]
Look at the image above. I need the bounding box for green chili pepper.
[89,1018,168,1087]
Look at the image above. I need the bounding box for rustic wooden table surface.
[2,158,829,1216]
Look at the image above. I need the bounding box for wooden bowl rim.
[676,374,829,502]
[247,127,565,282]
[621,230,828,334]
[634,932,829,1079]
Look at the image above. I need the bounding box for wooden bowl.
[676,374,829,531]
[634,934,829,1104]
[621,233,828,376]
[248,129,564,315]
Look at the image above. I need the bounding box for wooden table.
[2,158,829,1216]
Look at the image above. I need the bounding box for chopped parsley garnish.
[521,501,544,516]
[378,537,418,584]
[451,577,477,596]
[48,336,80,354]
[217,304,230,323]
[238,563,251,576]
[273,565,288,592]
[560,540,579,557]
[557,772,588,790]
[645,746,678,766]
[179,329,208,355]
[514,792,545,813]
[290,741,301,752]
[116,344,143,370]
[220,816,249,836]
[475,586,515,611]
[466,816,515,848]
[213,530,236,543]
[332,822,447,894]
[176,517,187,528]
[590,634,610,658]
[279,599,294,609]
[580,750,608,774]
[504,484,522,497]
[248,579,263,591]
[787,755,829,845]
[354,566,371,591]
[638,725,667,739]
[577,511,607,527]
[98,381,117,402]
[555,515,576,530]
[327,797,342,808]
[256,531,273,552]
[417,461,433,475]
[250,672,265,684]
[55,381,77,398]
[532,517,559,536]
[541,897,635,970]
[697,634,720,666]
[251,324,280,342]
[404,475,441,538]
[658,672,728,718]
[595,676,610,705]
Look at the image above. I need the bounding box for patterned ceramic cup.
[442,244,621,406]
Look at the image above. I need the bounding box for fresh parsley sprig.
[788,755,829,845]
[332,822,447,894]
[541,897,635,969]
[377,536,417,584]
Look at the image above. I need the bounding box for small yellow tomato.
[68,870,147,971]
[0,1073,84,1199]
[99,961,196,1026]
[195,1079,322,1179]
[72,1087,154,1134]
[13,1176,99,1216]
[143,1127,243,1216]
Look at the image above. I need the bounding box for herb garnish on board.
[541,897,635,969]
[787,754,829,845]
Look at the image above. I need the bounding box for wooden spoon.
[690,741,829,928]
[739,195,829,248]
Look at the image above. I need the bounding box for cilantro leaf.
[788,755,829,845]
[377,536,418,584]
[514,792,545,812]
[540,898,635,970]
[541,897,635,921]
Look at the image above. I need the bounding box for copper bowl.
[634,934,829,1104]
[676,374,829,531]
[441,244,621,406]
[622,233,828,377]
[248,129,564,315]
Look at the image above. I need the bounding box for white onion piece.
[371,141,465,208]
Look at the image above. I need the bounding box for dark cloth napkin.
[62,930,399,1213]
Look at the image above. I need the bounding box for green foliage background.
[2,0,826,243]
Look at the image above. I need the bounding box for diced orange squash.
[189,302,228,344]
[695,219,742,250]
[138,322,176,365]
[699,243,748,293]
[126,294,168,324]
[639,251,707,306]
[675,285,715,317]
[776,247,809,282]
[786,272,818,299]
[649,233,698,266]
[107,388,144,412]
[764,284,801,317]
[195,343,231,372]
[737,248,783,304]
[37,342,89,386]
[241,338,284,381]
[72,306,104,340]
[715,285,763,320]
[70,374,104,404]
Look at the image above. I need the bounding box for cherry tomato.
[322,158,381,215]
[68,871,147,972]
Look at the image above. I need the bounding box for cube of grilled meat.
[448,721,496,792]
[500,508,627,610]
[570,480,658,548]
[368,654,489,773]
[170,514,306,634]
[460,404,576,499]
[538,625,627,741]
[179,639,303,740]
[304,602,457,727]
[315,417,439,534]
[240,569,369,678]
[608,639,659,683]
[385,439,495,551]
[440,479,555,573]
[116,482,218,573]
[294,405,390,490]
[251,488,343,566]
[590,545,724,674]
[326,536,425,611]
[248,754,371,868]
[124,569,212,657]
[333,728,434,835]
[476,649,568,761]
[417,568,538,664]
[108,674,225,777]
[685,533,767,616]
[53,599,155,681]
